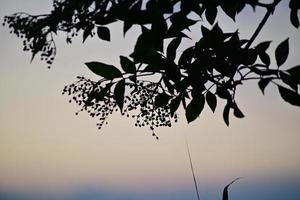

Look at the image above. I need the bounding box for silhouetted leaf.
[258,78,272,95]
[275,38,289,67]
[168,11,198,35]
[255,41,271,52]
[144,64,161,72]
[170,96,181,116]
[167,37,182,60]
[205,6,217,25]
[185,94,205,123]
[278,85,300,106]
[289,0,300,28]
[95,15,117,25]
[287,65,300,83]
[114,79,125,111]
[220,1,237,21]
[155,93,171,108]
[130,27,155,61]
[259,52,271,66]
[85,62,122,79]
[206,91,217,112]
[123,21,133,36]
[178,46,194,66]
[233,103,244,118]
[217,87,230,99]
[256,41,271,66]
[97,26,110,41]
[223,178,241,200]
[223,102,230,126]
[120,56,136,74]
[241,49,257,65]
[201,25,210,37]
[290,9,299,28]
[83,26,93,43]
[280,71,298,91]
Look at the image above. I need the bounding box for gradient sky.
[0,0,300,200]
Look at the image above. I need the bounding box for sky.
[0,0,300,200]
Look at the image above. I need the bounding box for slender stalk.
[185,137,200,200]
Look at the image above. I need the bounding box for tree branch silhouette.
[3,0,300,135]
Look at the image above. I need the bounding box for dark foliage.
[3,0,300,139]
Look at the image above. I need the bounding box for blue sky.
[0,0,300,199]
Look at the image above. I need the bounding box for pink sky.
[0,0,300,199]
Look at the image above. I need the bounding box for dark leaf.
[233,103,244,118]
[95,16,117,25]
[223,178,241,200]
[83,26,93,43]
[130,27,155,62]
[205,6,217,25]
[289,0,300,10]
[212,23,224,39]
[223,102,231,126]
[201,25,210,37]
[258,78,272,95]
[217,87,230,99]
[206,91,217,112]
[97,26,110,41]
[278,85,300,106]
[220,1,237,21]
[256,41,271,66]
[259,52,271,67]
[120,56,136,74]
[170,96,181,117]
[185,94,205,123]
[114,79,125,111]
[275,38,289,67]
[167,37,182,60]
[144,64,161,72]
[143,51,164,67]
[169,11,198,32]
[85,62,122,79]
[241,49,258,65]
[123,21,133,36]
[287,65,300,83]
[178,46,194,66]
[290,8,299,28]
[159,0,174,13]
[30,52,36,63]
[255,41,271,53]
[289,0,300,28]
[155,93,171,108]
[280,71,298,91]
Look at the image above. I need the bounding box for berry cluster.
[62,76,117,130]
[3,14,56,68]
[63,78,179,139]
[123,82,177,139]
